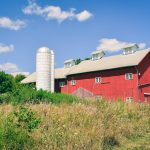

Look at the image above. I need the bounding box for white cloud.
[23,1,92,22]
[0,43,14,54]
[23,1,43,15]
[0,63,19,73]
[76,10,93,22]
[0,17,26,30]
[96,38,146,52]
[43,6,75,22]
[11,72,30,77]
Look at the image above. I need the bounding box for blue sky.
[0,0,150,74]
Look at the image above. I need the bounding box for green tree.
[0,71,15,94]
[84,57,90,60]
[15,74,26,83]
[75,58,91,65]
[75,58,82,65]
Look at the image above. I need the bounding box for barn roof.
[55,66,76,79]
[21,66,75,84]
[21,49,150,84]
[67,49,150,75]
[21,72,36,83]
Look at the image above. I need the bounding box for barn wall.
[138,52,150,101]
[55,79,68,93]
[56,67,138,101]
[55,52,150,102]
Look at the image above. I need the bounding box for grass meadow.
[0,100,150,150]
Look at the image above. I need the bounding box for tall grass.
[0,100,150,150]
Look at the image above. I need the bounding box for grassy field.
[0,100,150,150]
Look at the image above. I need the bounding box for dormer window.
[123,44,139,55]
[64,59,75,68]
[91,50,105,61]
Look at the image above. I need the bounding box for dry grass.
[0,100,150,150]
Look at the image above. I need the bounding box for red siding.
[57,67,138,101]
[138,52,150,102]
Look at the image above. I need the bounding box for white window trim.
[92,54,100,61]
[59,82,65,87]
[71,80,76,86]
[125,73,133,80]
[126,97,134,103]
[95,77,101,83]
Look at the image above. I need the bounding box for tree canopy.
[0,71,15,94]
[15,74,26,83]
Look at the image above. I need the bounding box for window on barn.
[71,80,76,86]
[59,81,65,87]
[91,51,105,61]
[92,54,100,61]
[126,97,134,103]
[95,77,101,83]
[123,44,139,55]
[64,59,75,68]
[125,73,133,80]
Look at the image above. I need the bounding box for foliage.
[75,58,82,65]
[0,106,41,150]
[75,57,91,65]
[0,93,11,104]
[3,85,79,104]
[15,74,26,83]
[0,71,15,94]
[0,71,79,104]
[84,57,91,60]
[32,89,79,104]
[14,106,41,132]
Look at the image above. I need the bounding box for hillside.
[0,101,150,150]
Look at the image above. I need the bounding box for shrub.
[14,106,41,132]
[0,93,11,104]
[9,86,79,104]
[0,106,41,150]
[10,85,35,104]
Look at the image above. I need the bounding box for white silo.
[36,47,54,92]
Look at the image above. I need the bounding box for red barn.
[21,47,150,102]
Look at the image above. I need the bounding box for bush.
[6,85,79,104]
[14,106,41,132]
[0,93,11,104]
[33,90,79,104]
[10,85,36,104]
[0,106,41,150]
